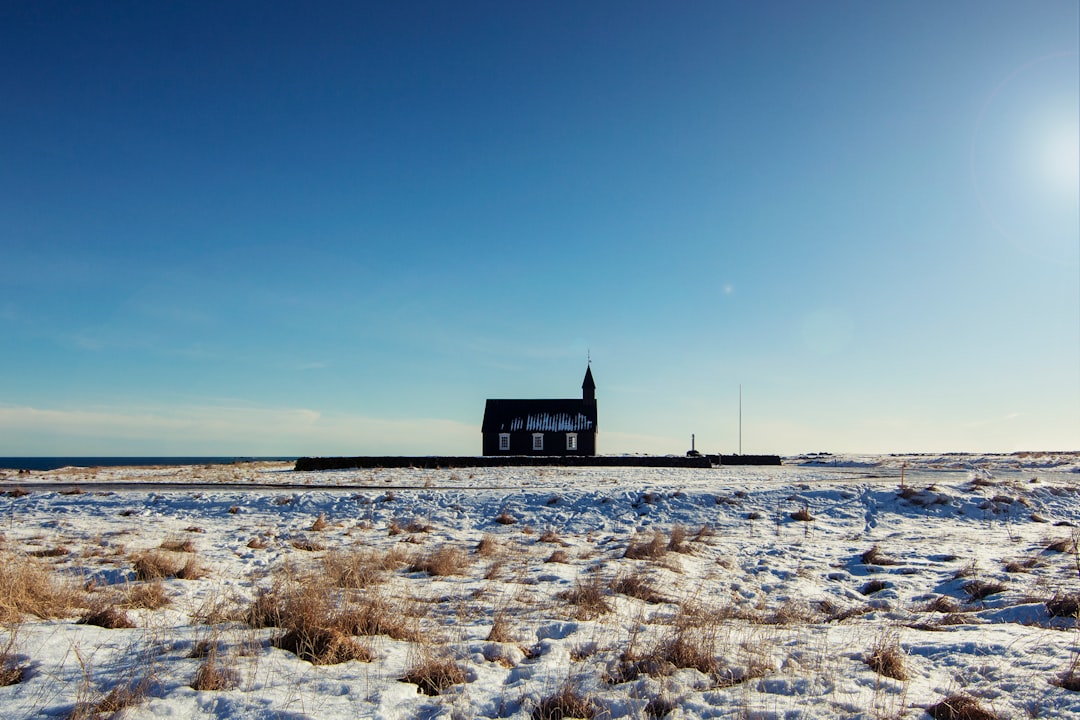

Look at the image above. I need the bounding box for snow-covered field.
[2,453,1080,719]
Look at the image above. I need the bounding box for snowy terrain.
[1,453,1079,719]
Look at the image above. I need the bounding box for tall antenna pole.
[738,384,742,455]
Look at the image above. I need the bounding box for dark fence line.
[294,455,781,471]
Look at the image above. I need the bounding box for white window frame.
[566,432,578,451]
[532,433,544,451]
[499,433,510,451]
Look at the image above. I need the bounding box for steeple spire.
[582,364,596,402]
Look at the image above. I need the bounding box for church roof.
[482,398,597,433]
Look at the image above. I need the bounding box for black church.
[481,366,598,456]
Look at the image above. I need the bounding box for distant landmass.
[0,457,296,472]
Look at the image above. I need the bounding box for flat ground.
[1,454,1079,719]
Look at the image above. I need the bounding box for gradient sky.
[1,1,1078,457]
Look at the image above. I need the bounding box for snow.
[1,454,1079,718]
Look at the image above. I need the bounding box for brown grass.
[667,524,689,553]
[159,538,196,553]
[399,653,468,696]
[190,647,239,691]
[624,530,667,560]
[409,546,469,576]
[611,570,665,603]
[476,534,499,556]
[79,604,135,629]
[275,626,375,665]
[545,550,569,564]
[70,681,150,720]
[539,529,562,544]
[963,580,1006,601]
[29,545,70,558]
[532,683,597,720]
[133,551,184,581]
[926,694,999,720]
[1046,595,1080,618]
[322,548,405,588]
[495,510,516,525]
[558,574,612,620]
[1045,537,1076,553]
[291,538,326,552]
[310,513,329,531]
[0,634,25,687]
[866,632,908,680]
[0,551,79,623]
[124,580,170,609]
[860,545,900,566]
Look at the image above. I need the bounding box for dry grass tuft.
[860,579,890,596]
[667,524,689,553]
[399,653,468,696]
[487,608,515,643]
[79,604,136,629]
[545,550,569,564]
[71,679,151,720]
[558,574,612,620]
[276,626,374,665]
[963,580,1006,601]
[539,529,562,544]
[29,545,70,558]
[476,534,499,556]
[611,570,664,604]
[495,510,516,525]
[159,538,196,553]
[644,696,676,719]
[310,513,329,531]
[0,635,26,687]
[123,581,170,609]
[1045,537,1076,553]
[926,694,999,720]
[0,551,79,623]
[866,632,908,680]
[190,647,239,691]
[1046,595,1080,618]
[323,548,404,588]
[921,596,963,614]
[532,682,597,720]
[291,538,326,552]
[132,551,184,581]
[860,545,900,566]
[410,546,469,576]
[624,530,668,560]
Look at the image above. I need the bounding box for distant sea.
[0,457,296,471]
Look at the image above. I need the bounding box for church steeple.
[582,364,596,403]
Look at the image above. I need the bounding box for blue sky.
[1,1,1077,456]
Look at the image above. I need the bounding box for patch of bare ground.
[926,694,999,720]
